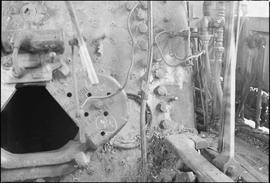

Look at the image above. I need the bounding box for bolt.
[12,66,24,78]
[159,119,170,129]
[49,52,56,63]
[2,56,13,68]
[138,23,148,34]
[125,2,134,11]
[105,165,112,174]
[137,9,146,20]
[225,166,235,177]
[140,1,147,9]
[157,102,168,113]
[155,86,167,96]
[138,40,148,51]
[154,68,166,79]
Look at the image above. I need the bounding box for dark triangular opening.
[1,85,79,154]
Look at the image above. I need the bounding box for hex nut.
[159,119,170,129]
[138,23,148,33]
[157,102,168,112]
[155,86,167,96]
[125,2,134,11]
[154,68,166,79]
[138,40,148,50]
[137,9,146,20]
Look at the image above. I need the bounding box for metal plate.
[46,73,128,147]
[2,64,52,84]
[1,68,16,111]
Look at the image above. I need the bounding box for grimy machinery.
[1,1,268,182]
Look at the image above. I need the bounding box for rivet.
[138,40,148,51]
[138,23,148,33]
[155,86,167,96]
[137,9,146,20]
[159,119,170,129]
[157,102,168,112]
[125,2,134,11]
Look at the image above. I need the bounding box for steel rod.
[139,1,153,182]
[65,1,99,85]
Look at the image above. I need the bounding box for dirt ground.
[32,126,268,182]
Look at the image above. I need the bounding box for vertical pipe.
[200,1,213,131]
[255,40,266,128]
[214,1,225,114]
[139,1,153,182]
[218,2,238,157]
[255,87,262,128]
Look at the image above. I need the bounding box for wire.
[155,30,205,67]
[81,2,139,108]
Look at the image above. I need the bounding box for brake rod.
[65,1,99,85]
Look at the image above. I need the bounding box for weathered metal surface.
[1,162,76,182]
[1,29,64,54]
[1,67,16,111]
[111,93,152,149]
[1,1,195,181]
[1,140,82,169]
[46,73,128,147]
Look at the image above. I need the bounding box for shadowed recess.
[1,86,79,154]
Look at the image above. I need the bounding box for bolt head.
[159,119,170,129]
[138,23,148,33]
[137,9,146,20]
[141,2,147,9]
[154,68,166,79]
[225,166,234,177]
[125,2,134,11]
[157,102,168,112]
[156,86,167,96]
[138,40,148,50]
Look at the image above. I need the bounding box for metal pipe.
[217,1,236,157]
[71,45,80,114]
[214,1,225,114]
[1,140,82,169]
[65,1,99,85]
[255,39,266,128]
[139,1,153,182]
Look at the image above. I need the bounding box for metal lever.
[65,1,99,85]
[11,32,28,78]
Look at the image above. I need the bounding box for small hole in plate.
[67,92,72,97]
[103,111,109,116]
[84,112,89,117]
